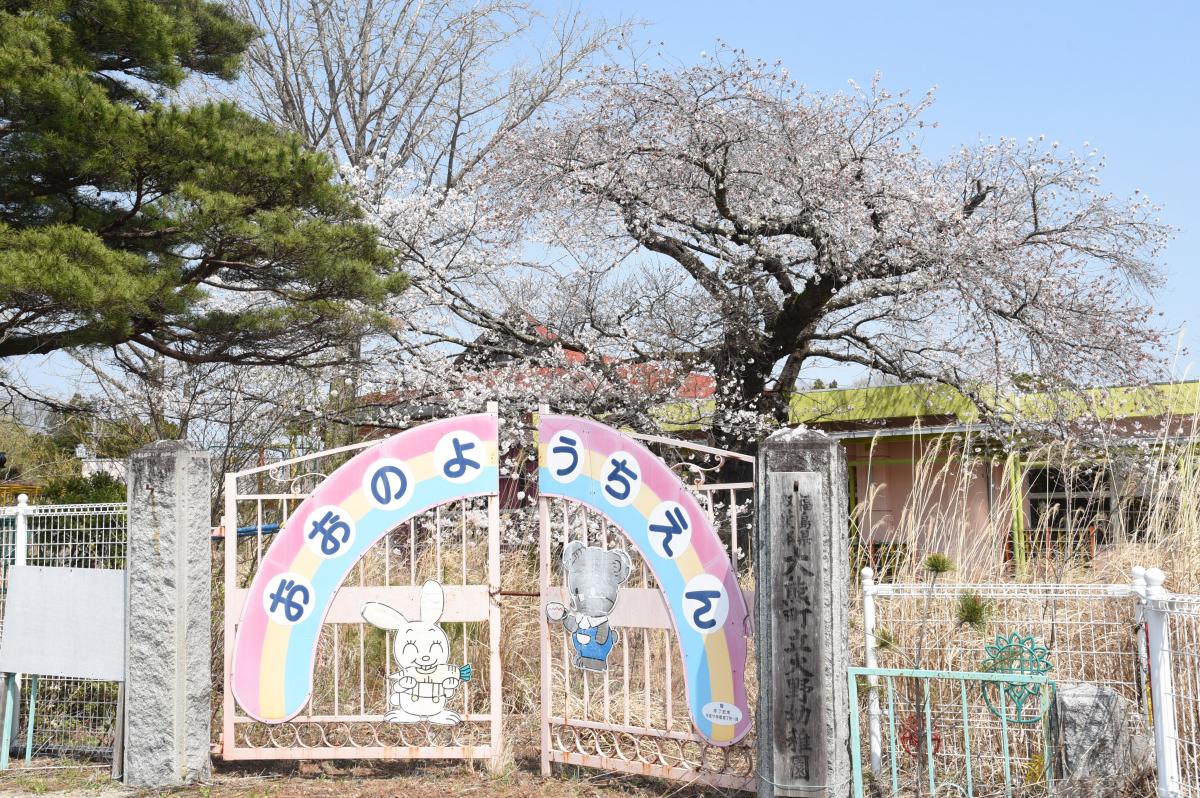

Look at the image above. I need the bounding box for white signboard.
[0,566,125,681]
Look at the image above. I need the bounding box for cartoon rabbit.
[361,580,472,725]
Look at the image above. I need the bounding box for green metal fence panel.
[848,666,1056,798]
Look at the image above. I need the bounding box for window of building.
[1024,466,1112,560]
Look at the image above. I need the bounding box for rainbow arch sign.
[230,412,499,723]
[229,411,752,745]
[538,415,753,746]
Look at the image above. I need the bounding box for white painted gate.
[219,441,503,764]
[537,432,758,790]
[217,420,756,790]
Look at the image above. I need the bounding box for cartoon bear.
[545,541,632,672]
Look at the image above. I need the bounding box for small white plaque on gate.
[702,701,743,726]
[0,566,125,680]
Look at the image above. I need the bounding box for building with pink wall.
[789,381,1200,575]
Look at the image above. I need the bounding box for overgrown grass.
[845,411,1200,798]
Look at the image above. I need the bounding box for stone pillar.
[124,441,212,787]
[755,427,850,797]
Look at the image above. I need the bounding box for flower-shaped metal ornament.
[980,632,1054,724]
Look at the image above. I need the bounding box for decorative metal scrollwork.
[980,631,1054,724]
[669,453,726,486]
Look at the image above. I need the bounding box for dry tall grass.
[846,413,1200,798]
[207,412,1200,797]
[852,417,1200,590]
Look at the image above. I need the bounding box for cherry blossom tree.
[229,0,641,445]
[237,23,1170,463]
[487,49,1170,453]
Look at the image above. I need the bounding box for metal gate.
[218,420,755,789]
[537,432,758,790]
[219,441,503,764]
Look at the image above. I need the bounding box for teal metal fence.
[848,666,1055,798]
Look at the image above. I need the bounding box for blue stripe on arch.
[281,466,497,717]
[539,467,715,741]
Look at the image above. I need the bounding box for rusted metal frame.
[550,715,724,742]
[623,431,756,465]
[229,712,496,724]
[538,493,553,776]
[222,745,494,761]
[221,474,237,758]
[487,491,503,772]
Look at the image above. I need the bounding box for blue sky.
[12,1,1199,397]
[537,0,1200,381]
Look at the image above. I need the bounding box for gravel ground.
[0,760,727,798]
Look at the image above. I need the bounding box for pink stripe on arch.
[540,415,733,572]
[252,415,500,574]
[232,582,266,713]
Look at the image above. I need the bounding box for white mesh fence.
[1162,593,1200,798]
[855,573,1200,797]
[856,577,1146,790]
[0,500,126,769]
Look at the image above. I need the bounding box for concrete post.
[124,441,212,787]
[755,427,850,797]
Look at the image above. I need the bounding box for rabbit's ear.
[419,580,444,624]
[362,602,408,630]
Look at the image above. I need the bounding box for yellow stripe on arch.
[702,626,737,742]
[253,449,445,720]
[543,436,741,742]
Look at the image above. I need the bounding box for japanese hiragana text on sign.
[538,414,753,746]
[231,414,498,724]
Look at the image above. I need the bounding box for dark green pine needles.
[0,0,404,365]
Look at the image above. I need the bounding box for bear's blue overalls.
[546,541,632,672]
[570,624,618,670]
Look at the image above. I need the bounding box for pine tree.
[0,0,403,365]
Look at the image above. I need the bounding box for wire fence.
[855,569,1200,797]
[855,574,1145,794]
[1161,591,1200,798]
[857,576,1144,700]
[0,499,126,770]
[848,666,1057,798]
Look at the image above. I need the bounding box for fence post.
[1132,566,1151,723]
[861,567,883,776]
[5,494,29,747]
[124,441,212,788]
[755,428,850,798]
[13,494,27,567]
[486,402,503,773]
[1144,567,1182,798]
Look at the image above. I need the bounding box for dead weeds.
[0,760,731,798]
